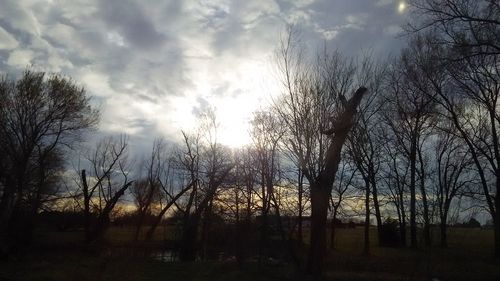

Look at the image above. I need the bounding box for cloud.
[0,26,18,49]
[384,24,403,36]
[376,0,396,6]
[98,0,167,50]
[7,49,34,68]
[0,0,407,155]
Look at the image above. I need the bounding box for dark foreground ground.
[0,227,499,281]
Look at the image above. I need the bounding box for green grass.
[1,226,499,281]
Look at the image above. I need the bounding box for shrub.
[379,218,400,247]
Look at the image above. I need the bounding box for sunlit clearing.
[398,1,406,13]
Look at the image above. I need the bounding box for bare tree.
[132,139,170,241]
[329,156,356,250]
[408,0,500,256]
[382,47,436,247]
[433,128,474,247]
[382,134,410,246]
[425,47,500,256]
[144,133,196,241]
[249,110,285,262]
[274,28,367,279]
[402,13,500,254]
[79,135,133,243]
[175,111,233,261]
[346,54,387,250]
[408,0,500,60]
[0,70,98,255]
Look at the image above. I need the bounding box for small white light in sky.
[398,1,407,13]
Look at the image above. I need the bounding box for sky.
[0,0,409,154]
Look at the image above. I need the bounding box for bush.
[379,218,400,247]
[39,211,86,231]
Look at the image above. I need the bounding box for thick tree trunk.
[305,87,367,280]
[81,170,92,242]
[179,216,199,261]
[440,218,447,248]
[370,174,382,245]
[86,181,132,243]
[134,184,156,241]
[495,183,500,258]
[306,184,331,280]
[200,199,213,260]
[329,207,338,250]
[400,219,407,247]
[398,192,407,247]
[178,175,227,261]
[134,211,146,242]
[421,188,431,247]
[0,178,15,258]
[145,183,193,241]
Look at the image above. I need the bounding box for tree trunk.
[418,148,431,247]
[0,177,15,258]
[297,171,304,244]
[306,184,331,280]
[370,173,382,245]
[179,215,199,261]
[363,178,370,255]
[400,218,407,247]
[134,211,146,242]
[200,199,213,260]
[440,217,447,248]
[421,187,431,247]
[178,175,226,261]
[86,180,132,243]
[330,207,338,250]
[81,170,92,242]
[258,179,270,265]
[409,137,417,248]
[145,183,193,241]
[495,181,500,258]
[305,87,366,280]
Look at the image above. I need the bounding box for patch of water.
[151,250,177,262]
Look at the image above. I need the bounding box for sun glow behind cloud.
[397,1,407,14]
[169,57,280,148]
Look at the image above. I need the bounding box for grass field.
[0,226,499,281]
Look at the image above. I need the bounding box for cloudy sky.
[0,0,408,153]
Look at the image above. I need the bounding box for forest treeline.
[0,0,499,280]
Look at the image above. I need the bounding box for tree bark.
[306,184,331,280]
[418,147,431,247]
[495,179,500,258]
[306,87,366,280]
[0,177,15,258]
[370,170,382,245]
[145,182,193,240]
[329,206,338,250]
[440,215,448,248]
